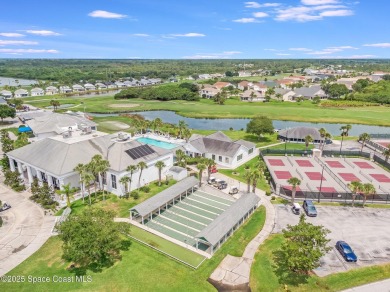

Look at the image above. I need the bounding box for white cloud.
[301,0,339,5]
[0,49,59,54]
[0,33,25,37]
[253,12,269,18]
[276,53,291,56]
[182,51,242,59]
[307,50,335,55]
[233,18,258,23]
[25,30,61,36]
[348,54,376,58]
[170,33,205,37]
[132,34,150,37]
[328,46,357,49]
[245,2,281,8]
[289,47,312,51]
[363,43,390,48]
[0,40,38,46]
[88,10,127,19]
[320,10,353,17]
[264,48,281,51]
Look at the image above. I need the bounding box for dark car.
[0,202,11,212]
[336,241,358,262]
[218,180,228,190]
[303,200,317,217]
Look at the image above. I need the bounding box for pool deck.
[133,133,186,146]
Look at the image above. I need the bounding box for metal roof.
[278,126,322,141]
[196,193,261,246]
[130,176,198,217]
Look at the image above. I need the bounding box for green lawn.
[219,156,271,193]
[56,180,176,217]
[21,95,390,126]
[0,206,266,292]
[250,234,390,292]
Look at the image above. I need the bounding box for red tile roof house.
[213,82,233,90]
[238,81,250,91]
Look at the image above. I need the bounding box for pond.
[0,76,38,86]
[89,110,390,136]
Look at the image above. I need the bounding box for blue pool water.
[136,137,179,150]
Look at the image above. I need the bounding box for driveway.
[0,184,56,276]
[274,204,390,277]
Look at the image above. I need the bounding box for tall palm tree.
[322,132,332,151]
[126,165,138,191]
[197,163,206,187]
[348,181,363,207]
[175,149,186,167]
[153,118,163,133]
[384,146,390,162]
[243,169,252,193]
[319,128,326,149]
[359,133,370,153]
[178,120,188,138]
[287,177,301,204]
[345,124,352,137]
[256,160,266,173]
[119,176,131,198]
[183,128,192,142]
[137,161,148,187]
[361,183,376,207]
[304,135,313,153]
[57,183,77,208]
[81,170,95,205]
[204,158,215,181]
[88,155,102,198]
[155,160,166,186]
[251,169,262,193]
[95,158,110,200]
[73,163,85,203]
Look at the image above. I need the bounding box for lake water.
[90,110,390,136]
[0,76,38,86]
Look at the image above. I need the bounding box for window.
[102,173,107,185]
[212,154,215,160]
[219,156,222,162]
[111,174,117,189]
[249,148,253,154]
[225,157,229,163]
[237,154,243,161]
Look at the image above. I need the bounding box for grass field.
[250,234,390,292]
[0,206,266,292]
[21,95,390,126]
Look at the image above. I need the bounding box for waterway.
[89,110,390,136]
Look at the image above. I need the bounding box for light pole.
[318,164,325,203]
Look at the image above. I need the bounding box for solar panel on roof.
[125,144,155,159]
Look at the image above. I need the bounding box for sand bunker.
[108,103,140,108]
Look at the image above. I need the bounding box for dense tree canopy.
[246,115,274,139]
[0,105,16,121]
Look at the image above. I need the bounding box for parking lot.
[274,204,390,277]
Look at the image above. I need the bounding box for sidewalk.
[342,278,390,292]
[208,173,276,291]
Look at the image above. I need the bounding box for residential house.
[240,90,265,102]
[84,83,96,91]
[238,71,251,77]
[149,78,162,84]
[238,81,249,91]
[198,74,211,79]
[0,90,12,99]
[30,88,45,97]
[14,89,29,98]
[213,82,232,90]
[293,85,326,100]
[276,79,295,89]
[59,86,72,94]
[107,83,118,89]
[250,82,267,95]
[200,87,220,99]
[274,88,296,102]
[45,86,59,95]
[95,83,107,90]
[72,84,85,92]
[184,131,256,168]
[115,81,127,88]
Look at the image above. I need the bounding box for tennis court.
[370,174,390,183]
[305,171,326,181]
[377,141,390,147]
[269,159,285,166]
[296,159,314,167]
[354,161,375,169]
[325,161,345,168]
[338,172,360,182]
[275,171,293,180]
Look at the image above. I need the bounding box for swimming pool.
[136,137,179,150]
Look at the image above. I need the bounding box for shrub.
[271,196,276,200]
[131,191,139,200]
[139,186,150,193]
[266,191,272,196]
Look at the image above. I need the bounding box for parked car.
[291,202,301,215]
[303,200,317,217]
[212,179,222,187]
[229,186,239,195]
[0,202,11,212]
[217,180,228,190]
[207,177,216,185]
[336,241,358,262]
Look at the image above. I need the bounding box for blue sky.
[0,0,389,59]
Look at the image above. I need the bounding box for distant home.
[274,88,295,102]
[72,84,85,92]
[238,81,250,91]
[293,85,326,100]
[0,90,12,99]
[198,74,211,79]
[59,86,72,94]
[115,81,127,88]
[240,89,265,102]
[200,87,220,99]
[95,83,107,90]
[184,131,256,168]
[238,71,251,77]
[45,86,59,95]
[30,87,45,97]
[213,82,232,90]
[84,83,96,91]
[14,89,29,98]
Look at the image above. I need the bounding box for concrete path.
[0,184,56,276]
[342,278,390,292]
[208,173,276,291]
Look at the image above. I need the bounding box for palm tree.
[126,165,138,191]
[384,146,390,162]
[155,160,166,186]
[275,93,283,101]
[304,135,313,153]
[256,160,266,173]
[73,163,85,203]
[204,158,215,181]
[81,170,95,205]
[359,133,370,153]
[88,155,102,198]
[319,128,326,149]
[137,161,148,187]
[95,158,110,200]
[322,132,332,151]
[175,149,186,167]
[250,169,262,193]
[345,124,352,136]
[178,120,188,138]
[243,169,252,193]
[183,128,192,142]
[197,163,206,187]
[287,177,301,204]
[348,181,363,207]
[57,183,77,208]
[153,118,163,133]
[119,176,131,198]
[361,183,376,207]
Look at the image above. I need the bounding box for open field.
[21,95,390,126]
[0,206,266,292]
